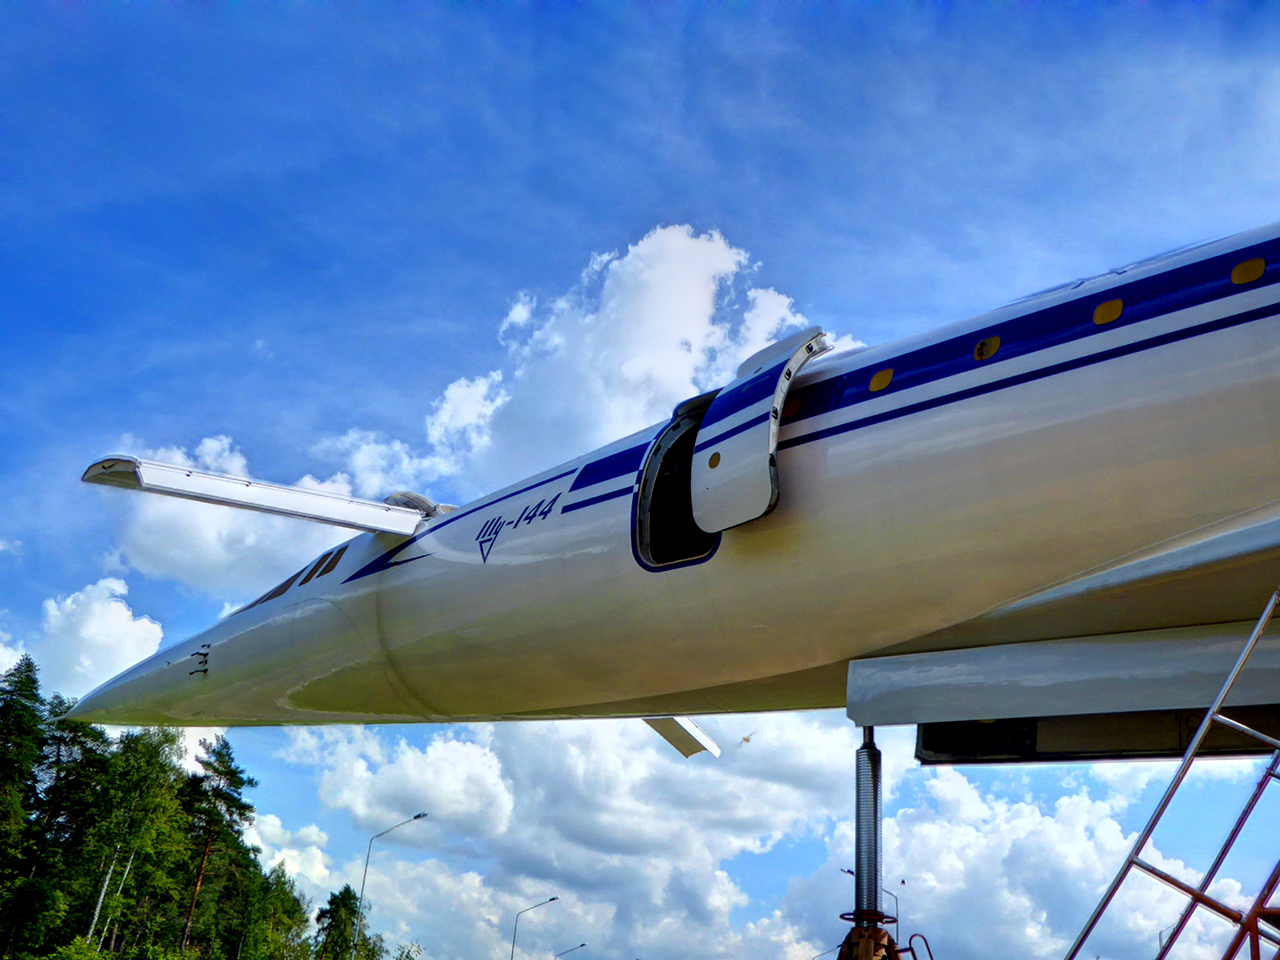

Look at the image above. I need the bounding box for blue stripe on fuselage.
[560,485,633,514]
[697,357,788,429]
[779,297,1280,452]
[568,442,648,492]
[781,240,1280,430]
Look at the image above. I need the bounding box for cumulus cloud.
[0,626,22,675]
[109,435,353,599]
[317,225,865,499]
[311,430,457,501]
[93,226,864,603]
[786,756,1269,960]
[267,713,1269,960]
[276,714,902,959]
[37,578,163,699]
[0,539,22,556]
[281,726,514,839]
[246,813,332,886]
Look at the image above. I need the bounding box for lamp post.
[350,812,428,960]
[881,886,900,943]
[509,896,559,960]
[553,944,586,958]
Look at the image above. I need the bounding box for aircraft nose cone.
[66,649,179,724]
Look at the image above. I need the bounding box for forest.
[0,655,411,960]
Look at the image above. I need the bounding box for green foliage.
[312,886,385,960]
[0,658,402,960]
[49,936,100,960]
[0,656,44,880]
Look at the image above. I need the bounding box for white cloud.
[317,225,865,499]
[784,760,1256,960]
[177,727,231,775]
[312,429,457,500]
[424,371,509,460]
[37,578,163,699]
[278,713,898,959]
[92,227,865,601]
[309,371,508,500]
[0,626,22,675]
[108,435,353,599]
[499,293,536,337]
[269,714,1267,960]
[0,539,22,557]
[246,813,332,886]
[281,726,513,839]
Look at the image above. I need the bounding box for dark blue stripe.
[343,536,432,583]
[698,358,788,429]
[781,239,1280,430]
[429,467,577,533]
[693,411,770,453]
[560,485,633,514]
[779,298,1280,452]
[568,442,649,491]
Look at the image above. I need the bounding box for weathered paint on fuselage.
[72,223,1280,726]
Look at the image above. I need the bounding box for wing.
[82,455,452,536]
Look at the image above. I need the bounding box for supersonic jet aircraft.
[71,222,1280,765]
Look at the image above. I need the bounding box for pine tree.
[0,656,44,876]
[314,885,386,960]
[179,736,257,954]
[0,655,47,959]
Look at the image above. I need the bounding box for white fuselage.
[73,224,1280,727]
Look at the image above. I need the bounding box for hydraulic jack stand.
[837,727,901,960]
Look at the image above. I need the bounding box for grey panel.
[847,622,1280,727]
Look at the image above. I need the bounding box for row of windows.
[861,257,1269,397]
[232,545,349,617]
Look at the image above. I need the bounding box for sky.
[3,3,1280,958]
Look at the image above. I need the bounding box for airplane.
[70,220,1280,770]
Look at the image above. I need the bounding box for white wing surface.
[82,455,428,536]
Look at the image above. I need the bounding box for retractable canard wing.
[81,456,448,535]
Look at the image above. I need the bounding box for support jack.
[836,727,934,960]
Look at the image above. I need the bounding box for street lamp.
[881,886,900,943]
[553,944,586,959]
[350,812,428,960]
[509,896,559,960]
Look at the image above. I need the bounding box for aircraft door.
[689,327,828,533]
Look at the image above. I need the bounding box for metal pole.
[882,886,900,942]
[510,896,559,960]
[553,944,587,958]
[855,726,882,924]
[350,812,427,960]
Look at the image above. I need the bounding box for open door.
[633,390,722,571]
[689,327,828,533]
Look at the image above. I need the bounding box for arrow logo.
[476,515,504,563]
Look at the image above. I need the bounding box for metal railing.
[1064,586,1280,960]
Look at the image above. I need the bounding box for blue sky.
[4,4,1280,958]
